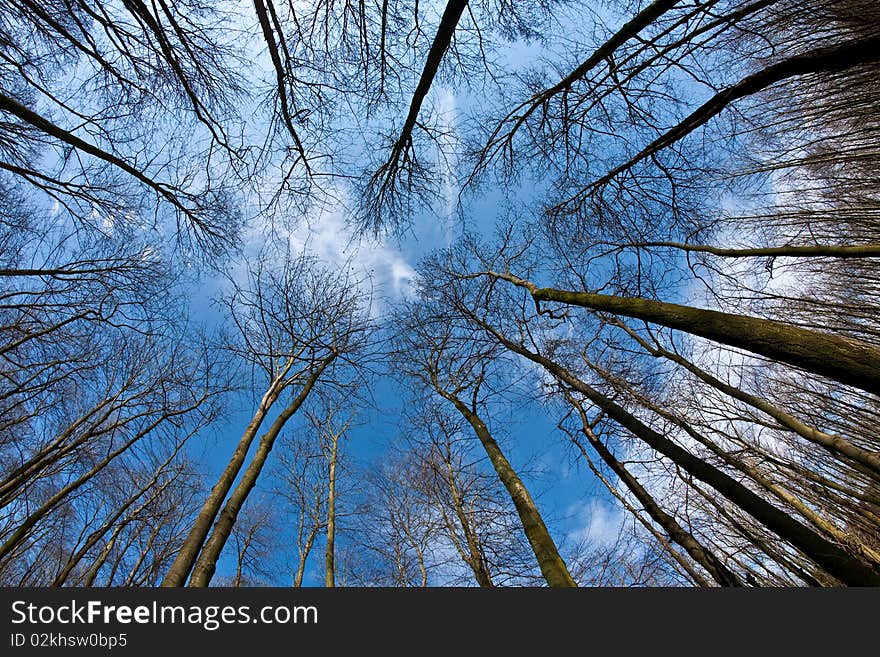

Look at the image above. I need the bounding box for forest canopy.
[1,0,878,587]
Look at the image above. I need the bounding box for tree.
[444,0,880,587]
[400,402,552,586]
[0,0,250,255]
[301,398,356,588]
[559,390,742,586]
[393,291,577,586]
[348,453,442,587]
[214,497,279,587]
[0,333,220,584]
[273,429,327,587]
[164,248,371,587]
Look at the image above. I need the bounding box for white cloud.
[285,206,416,302]
[568,498,626,549]
[227,186,416,316]
[433,86,459,234]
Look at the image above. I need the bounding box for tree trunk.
[437,386,577,587]
[582,35,880,194]
[53,438,185,586]
[497,272,880,395]
[0,397,118,506]
[565,393,742,586]
[615,320,880,478]
[52,478,173,587]
[82,524,124,587]
[641,396,880,567]
[162,365,291,586]
[441,455,494,587]
[187,356,334,587]
[382,0,468,174]
[624,241,880,259]
[586,453,713,587]
[293,524,320,587]
[123,524,163,587]
[0,419,160,563]
[324,432,338,588]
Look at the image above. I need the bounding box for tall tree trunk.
[324,431,338,588]
[493,272,880,395]
[0,397,119,506]
[0,416,166,562]
[293,523,320,587]
[380,0,468,176]
[123,524,163,587]
[582,445,713,587]
[82,524,125,587]
[434,383,576,587]
[103,528,141,586]
[292,487,324,587]
[614,319,880,478]
[620,375,880,566]
[621,241,880,259]
[233,527,258,587]
[439,454,494,586]
[52,477,174,587]
[693,483,825,586]
[565,392,742,586]
[162,363,293,586]
[579,35,880,195]
[187,356,334,587]
[53,439,186,586]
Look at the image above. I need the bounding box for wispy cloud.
[228,187,416,315]
[433,86,459,236]
[567,498,626,549]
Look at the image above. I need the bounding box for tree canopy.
[1,0,878,587]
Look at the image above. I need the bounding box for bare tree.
[348,452,442,587]
[400,402,547,586]
[210,497,279,587]
[0,0,251,254]
[393,292,577,586]
[4,0,879,589]
[164,248,371,587]
[273,430,327,587]
[410,230,880,585]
